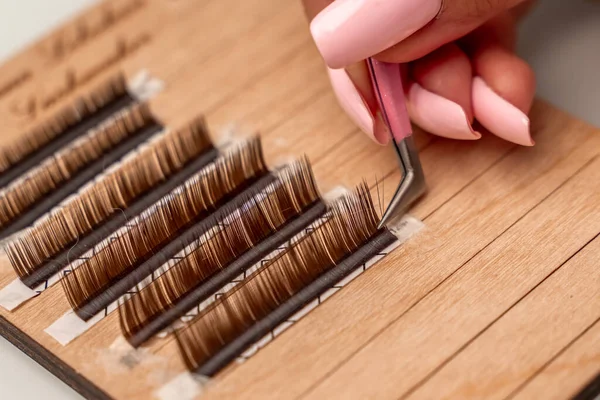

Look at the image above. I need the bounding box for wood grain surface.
[0,1,598,399]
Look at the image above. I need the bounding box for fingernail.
[373,110,391,145]
[407,83,481,141]
[472,77,534,146]
[311,0,442,68]
[327,67,389,145]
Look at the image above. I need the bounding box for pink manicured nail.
[472,77,534,146]
[327,67,389,145]
[311,0,442,68]
[407,83,481,141]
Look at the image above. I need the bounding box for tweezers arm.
[378,136,427,228]
[366,57,427,228]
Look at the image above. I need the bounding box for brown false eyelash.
[7,115,213,283]
[61,138,271,320]
[0,103,153,229]
[118,158,325,347]
[0,105,161,242]
[175,183,385,373]
[0,74,132,187]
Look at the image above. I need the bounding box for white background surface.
[0,1,598,399]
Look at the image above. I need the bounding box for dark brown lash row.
[61,138,274,320]
[7,116,217,287]
[118,158,326,347]
[1,76,396,379]
[0,74,135,189]
[0,103,162,240]
[174,184,396,376]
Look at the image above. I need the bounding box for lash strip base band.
[0,112,163,241]
[0,76,134,190]
[60,139,272,320]
[173,185,392,375]
[195,228,396,377]
[123,199,327,348]
[73,172,278,320]
[8,121,218,288]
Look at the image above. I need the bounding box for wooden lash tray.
[0,0,599,399]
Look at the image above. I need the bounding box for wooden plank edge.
[0,316,112,400]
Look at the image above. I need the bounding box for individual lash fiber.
[0,74,128,174]
[7,116,213,280]
[61,138,268,315]
[175,183,380,372]
[0,103,154,230]
[118,158,320,344]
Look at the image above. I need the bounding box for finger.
[310,0,443,68]
[305,0,390,144]
[345,61,392,144]
[464,19,537,146]
[411,43,474,120]
[406,42,480,140]
[326,63,391,145]
[406,81,481,141]
[471,46,536,113]
[374,0,528,64]
[462,18,535,112]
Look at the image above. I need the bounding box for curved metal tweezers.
[367,58,427,228]
[378,136,426,228]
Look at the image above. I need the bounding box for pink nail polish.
[311,0,442,68]
[327,67,388,145]
[472,77,534,146]
[407,83,481,141]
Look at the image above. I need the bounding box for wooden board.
[0,1,599,399]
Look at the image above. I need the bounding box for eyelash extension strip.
[0,74,135,188]
[118,158,326,348]
[7,116,216,289]
[0,103,162,241]
[61,138,276,321]
[175,184,397,376]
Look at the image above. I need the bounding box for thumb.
[309,0,527,68]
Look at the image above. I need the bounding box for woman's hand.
[304,0,537,146]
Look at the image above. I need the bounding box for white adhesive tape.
[45,307,110,346]
[323,186,351,203]
[96,336,172,378]
[110,336,135,354]
[0,233,114,311]
[155,372,206,400]
[390,214,426,241]
[271,155,296,170]
[0,279,37,311]
[127,69,165,101]
[45,311,102,346]
[108,336,147,369]
[214,123,242,148]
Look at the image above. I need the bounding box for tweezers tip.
[377,213,391,230]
